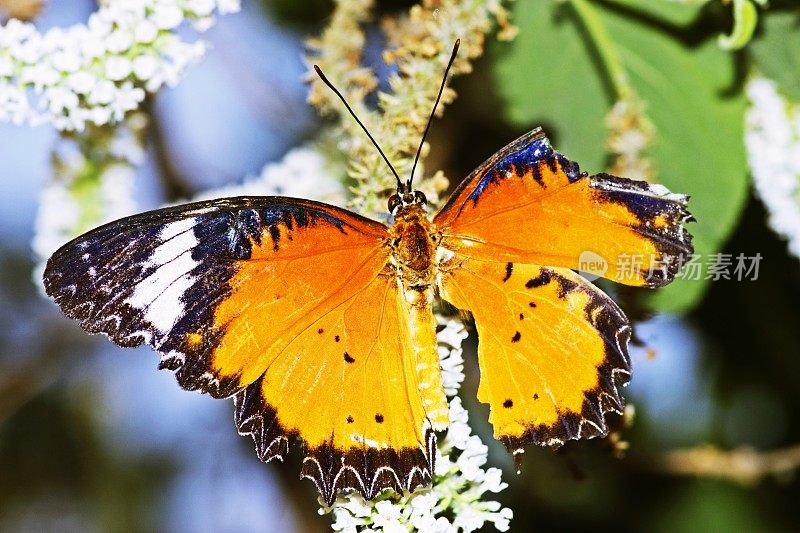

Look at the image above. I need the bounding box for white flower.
[372,501,405,532]
[0,0,241,131]
[0,56,14,77]
[67,71,97,94]
[51,50,82,73]
[20,63,60,90]
[442,397,471,451]
[745,77,800,259]
[32,161,136,263]
[456,436,489,481]
[88,105,113,126]
[490,508,513,532]
[105,56,132,80]
[105,29,135,54]
[44,86,79,113]
[109,82,145,120]
[331,507,367,533]
[88,79,117,105]
[99,164,138,220]
[132,55,159,80]
[452,506,485,533]
[153,4,185,30]
[438,319,467,396]
[11,38,41,64]
[188,0,217,17]
[259,148,346,202]
[32,178,82,262]
[79,34,108,60]
[192,17,215,32]
[218,0,242,14]
[134,21,159,43]
[482,468,507,493]
[339,496,375,519]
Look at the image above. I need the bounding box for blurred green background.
[1,0,799,531]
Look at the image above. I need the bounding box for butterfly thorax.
[388,204,439,294]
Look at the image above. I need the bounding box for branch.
[657,444,800,486]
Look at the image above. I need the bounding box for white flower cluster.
[321,319,514,533]
[33,160,138,260]
[191,146,347,206]
[32,115,146,291]
[0,0,240,131]
[745,77,800,259]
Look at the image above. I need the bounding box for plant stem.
[569,0,633,100]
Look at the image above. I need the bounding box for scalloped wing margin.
[234,373,436,506]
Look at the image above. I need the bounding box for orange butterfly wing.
[235,271,445,503]
[434,128,693,287]
[439,258,629,449]
[44,196,446,504]
[434,129,692,451]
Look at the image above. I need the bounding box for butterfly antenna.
[313,65,403,192]
[407,39,460,192]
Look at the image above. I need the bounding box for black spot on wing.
[503,262,513,282]
[525,268,578,298]
[525,270,552,289]
[268,224,281,251]
[530,163,544,186]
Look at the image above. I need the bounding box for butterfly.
[43,43,693,505]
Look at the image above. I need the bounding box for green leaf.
[493,2,609,172]
[750,11,800,101]
[602,0,708,26]
[493,0,749,313]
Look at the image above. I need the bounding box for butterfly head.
[388,189,427,216]
[314,40,460,221]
